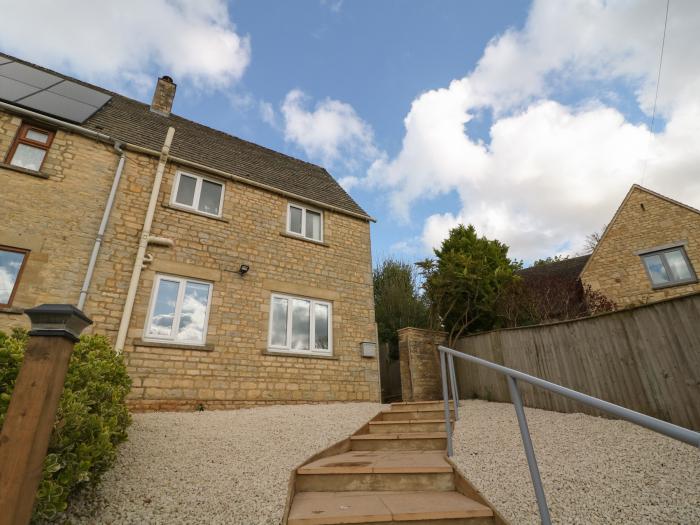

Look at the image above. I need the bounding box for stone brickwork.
[580,186,700,307]
[0,108,379,410]
[397,328,446,402]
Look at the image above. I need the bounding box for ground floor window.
[144,274,212,345]
[0,246,29,306]
[268,293,332,355]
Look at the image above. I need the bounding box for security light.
[238,264,250,276]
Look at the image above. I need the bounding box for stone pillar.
[397,327,447,402]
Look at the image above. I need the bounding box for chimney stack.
[150,75,176,116]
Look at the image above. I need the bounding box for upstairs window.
[641,246,697,288]
[145,274,213,345]
[268,293,332,355]
[0,246,29,307]
[171,171,224,217]
[287,203,323,242]
[7,123,54,171]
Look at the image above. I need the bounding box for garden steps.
[285,401,502,524]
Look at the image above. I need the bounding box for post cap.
[25,304,93,342]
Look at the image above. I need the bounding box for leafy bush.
[0,330,131,522]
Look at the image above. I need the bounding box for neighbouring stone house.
[580,184,700,307]
[0,53,379,410]
[525,184,700,309]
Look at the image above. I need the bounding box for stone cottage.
[580,184,700,307]
[0,53,379,410]
[525,184,700,309]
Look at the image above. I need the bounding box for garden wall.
[454,292,700,430]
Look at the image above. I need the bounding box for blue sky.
[3,0,699,266]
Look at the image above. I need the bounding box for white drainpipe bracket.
[147,236,175,247]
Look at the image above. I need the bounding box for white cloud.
[0,0,251,93]
[365,0,700,261]
[281,89,378,169]
[259,100,277,127]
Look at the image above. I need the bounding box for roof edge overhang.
[0,100,376,223]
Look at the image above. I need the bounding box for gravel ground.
[451,400,700,525]
[65,403,383,525]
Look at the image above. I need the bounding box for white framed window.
[171,171,225,217]
[144,274,213,345]
[268,293,332,355]
[640,246,697,288]
[287,203,323,242]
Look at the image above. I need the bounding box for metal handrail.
[438,344,700,525]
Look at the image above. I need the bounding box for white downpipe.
[77,143,126,310]
[114,127,175,353]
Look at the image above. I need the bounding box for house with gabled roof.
[0,53,379,410]
[580,184,700,307]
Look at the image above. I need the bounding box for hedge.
[0,329,131,521]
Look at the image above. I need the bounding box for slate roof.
[0,52,370,219]
[518,255,590,283]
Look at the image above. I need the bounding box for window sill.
[162,203,229,223]
[0,162,49,179]
[0,305,24,315]
[650,279,698,290]
[262,349,338,360]
[133,338,214,352]
[279,231,329,247]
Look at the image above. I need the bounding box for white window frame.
[170,170,225,218]
[267,293,333,356]
[143,274,213,346]
[286,203,324,242]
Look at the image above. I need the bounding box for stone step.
[288,491,495,525]
[296,450,454,492]
[391,400,448,412]
[369,419,446,434]
[350,432,447,451]
[380,410,453,422]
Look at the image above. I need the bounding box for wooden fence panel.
[454,292,700,430]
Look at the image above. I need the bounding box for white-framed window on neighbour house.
[268,293,332,355]
[640,245,697,288]
[7,123,55,172]
[287,203,323,242]
[144,274,213,345]
[171,171,225,217]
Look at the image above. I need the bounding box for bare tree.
[583,225,607,254]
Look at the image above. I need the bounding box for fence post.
[0,304,92,525]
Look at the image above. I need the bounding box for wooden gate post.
[0,304,92,525]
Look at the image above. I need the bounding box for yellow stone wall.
[0,109,379,410]
[580,186,700,307]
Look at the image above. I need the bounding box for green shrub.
[0,330,131,522]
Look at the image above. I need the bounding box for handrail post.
[439,349,454,456]
[507,375,552,525]
[448,353,459,421]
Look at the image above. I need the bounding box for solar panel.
[0,60,111,123]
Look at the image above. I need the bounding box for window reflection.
[270,297,288,346]
[148,279,180,337]
[0,249,26,305]
[291,298,310,350]
[176,281,210,342]
[314,303,329,349]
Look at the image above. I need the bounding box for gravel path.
[451,400,700,525]
[65,403,383,525]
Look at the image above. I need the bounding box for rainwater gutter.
[114,127,175,354]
